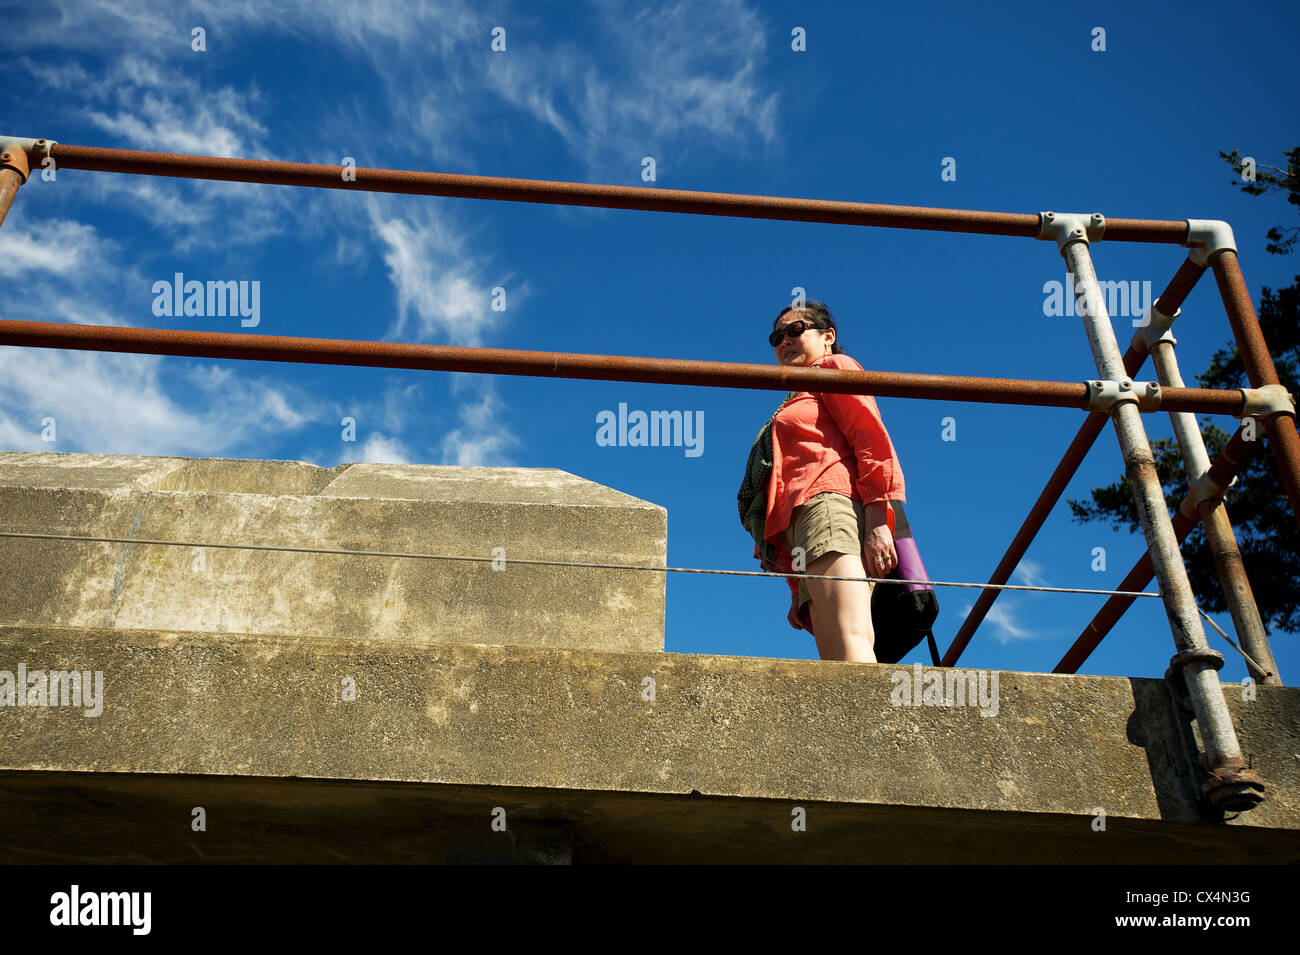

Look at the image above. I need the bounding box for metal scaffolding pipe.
[1054,424,1259,674]
[0,144,28,232]
[1211,251,1300,529]
[941,381,1111,668]
[0,319,1247,414]
[41,142,1195,243]
[940,259,1209,667]
[1151,337,1280,685]
[1154,257,1211,315]
[1062,237,1262,810]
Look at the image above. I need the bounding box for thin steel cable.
[0,529,1167,599]
[2,529,1261,668]
[1196,606,1269,676]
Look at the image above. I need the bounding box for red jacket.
[753,352,907,603]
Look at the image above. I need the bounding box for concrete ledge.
[1,625,1296,862]
[2,771,1292,864]
[0,451,667,652]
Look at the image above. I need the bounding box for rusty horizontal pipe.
[44,143,1194,243]
[1053,423,1260,674]
[0,319,1250,414]
[1212,251,1300,530]
[941,260,1211,667]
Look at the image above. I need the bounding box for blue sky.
[2,0,1296,683]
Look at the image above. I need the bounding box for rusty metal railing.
[0,137,1294,812]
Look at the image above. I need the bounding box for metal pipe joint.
[1037,211,1105,250]
[1185,219,1237,268]
[1181,471,1236,518]
[0,137,57,183]
[1239,383,1295,422]
[1086,378,1161,413]
[1132,299,1179,353]
[1164,648,1265,811]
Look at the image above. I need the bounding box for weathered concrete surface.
[0,449,1294,863]
[1,626,1296,862]
[0,451,666,652]
[0,772,1289,864]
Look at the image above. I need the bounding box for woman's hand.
[863,502,897,576]
[787,592,805,630]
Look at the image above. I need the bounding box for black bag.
[869,500,941,665]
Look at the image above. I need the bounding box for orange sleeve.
[817,355,905,508]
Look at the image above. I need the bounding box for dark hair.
[773,300,842,354]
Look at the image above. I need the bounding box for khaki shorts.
[783,491,877,610]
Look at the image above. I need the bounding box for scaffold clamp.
[1183,470,1235,516]
[1239,383,1295,421]
[1165,647,1269,812]
[0,137,57,183]
[1037,211,1105,251]
[1132,300,1179,353]
[1184,219,1237,268]
[1086,378,1161,413]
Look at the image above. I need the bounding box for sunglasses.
[769,319,826,348]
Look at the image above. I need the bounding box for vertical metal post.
[1210,251,1300,529]
[1043,213,1264,811]
[0,144,28,231]
[1143,308,1281,685]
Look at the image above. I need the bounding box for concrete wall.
[0,628,1296,862]
[0,451,666,652]
[0,451,1295,863]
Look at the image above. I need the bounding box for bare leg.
[807,598,844,661]
[805,550,877,663]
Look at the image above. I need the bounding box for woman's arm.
[818,383,906,508]
[862,501,897,575]
[815,354,905,573]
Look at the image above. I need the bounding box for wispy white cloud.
[15,49,288,254]
[84,88,263,158]
[6,0,780,467]
[483,0,779,176]
[0,217,116,279]
[327,379,425,465]
[438,375,521,465]
[360,195,526,463]
[956,556,1061,645]
[1012,558,1049,589]
[377,378,424,433]
[0,213,150,327]
[358,432,413,464]
[956,591,1039,645]
[19,53,266,159]
[983,602,1035,643]
[0,346,314,456]
[365,198,501,346]
[16,0,781,176]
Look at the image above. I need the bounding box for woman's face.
[773,310,835,366]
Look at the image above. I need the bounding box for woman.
[740,301,908,663]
